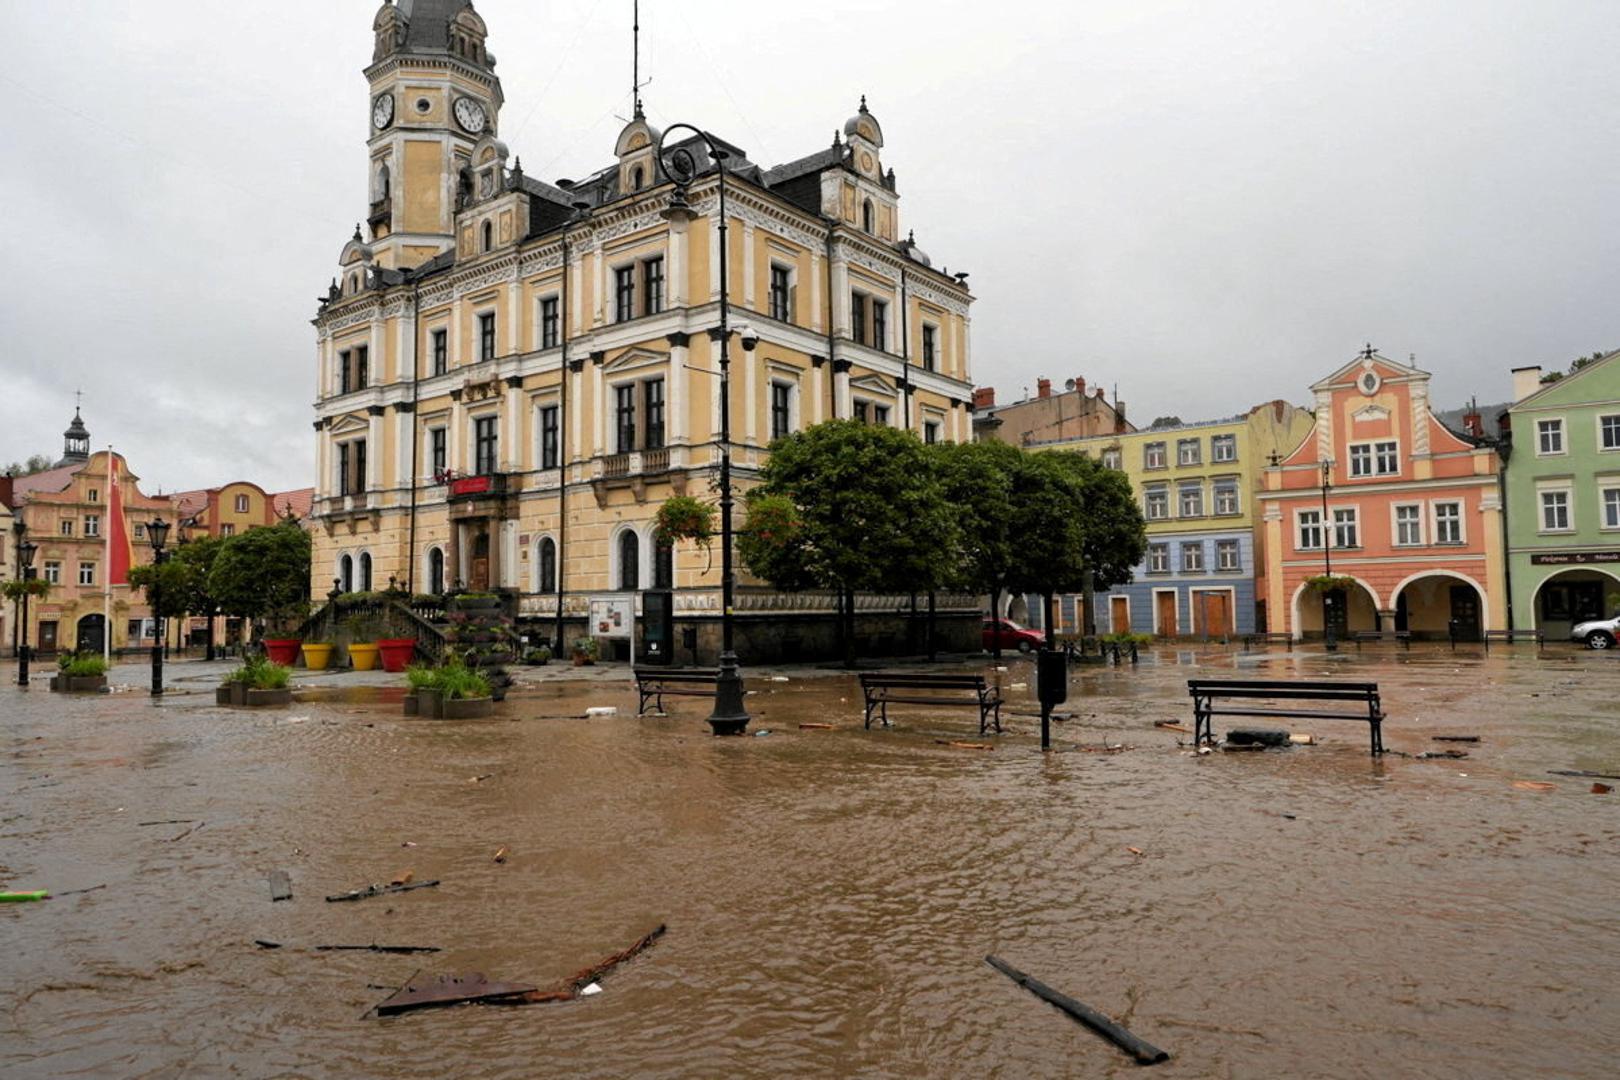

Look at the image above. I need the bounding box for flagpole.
[104,446,113,665]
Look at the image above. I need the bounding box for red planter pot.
[263,639,301,665]
[377,638,418,673]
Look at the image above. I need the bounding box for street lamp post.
[14,522,37,687]
[147,517,171,696]
[1320,459,1337,652]
[656,122,750,735]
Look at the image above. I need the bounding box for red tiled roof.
[10,464,81,500]
[169,488,212,518]
[271,488,314,520]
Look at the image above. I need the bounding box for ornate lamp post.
[1320,459,1337,652]
[14,521,37,686]
[147,517,171,696]
[656,122,750,735]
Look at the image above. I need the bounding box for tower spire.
[632,0,644,117]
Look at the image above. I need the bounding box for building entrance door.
[470,531,490,591]
[1324,588,1349,641]
[1155,591,1178,637]
[1449,585,1482,642]
[1194,591,1232,638]
[76,613,106,654]
[1110,596,1131,634]
[38,621,58,653]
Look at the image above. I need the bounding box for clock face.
[372,94,394,130]
[453,97,487,134]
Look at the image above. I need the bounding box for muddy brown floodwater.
[3,645,1620,1079]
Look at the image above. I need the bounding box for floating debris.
[268,870,293,902]
[985,955,1170,1065]
[326,880,440,903]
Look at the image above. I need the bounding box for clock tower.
[363,0,504,270]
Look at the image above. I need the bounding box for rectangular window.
[1603,488,1620,529]
[540,408,558,469]
[1211,434,1236,462]
[60,519,73,536]
[473,416,498,475]
[432,329,448,374]
[771,383,792,441]
[127,619,144,640]
[644,379,665,450]
[1177,439,1201,466]
[133,523,145,541]
[1602,415,1620,451]
[234,494,249,513]
[1349,443,1371,476]
[873,404,890,426]
[79,562,96,587]
[1350,441,1398,476]
[479,313,496,361]
[1144,486,1169,521]
[1144,442,1167,469]
[1376,441,1399,475]
[339,350,351,394]
[44,561,61,584]
[851,293,867,345]
[87,489,99,503]
[220,524,235,538]
[1537,418,1564,455]
[430,428,447,475]
[1434,502,1462,544]
[540,299,559,350]
[922,325,937,371]
[84,514,100,538]
[1179,483,1204,518]
[769,265,792,321]
[1213,482,1239,516]
[871,299,888,351]
[1181,543,1204,572]
[615,384,637,453]
[1147,543,1169,573]
[355,345,369,388]
[1216,539,1240,570]
[642,257,664,316]
[1395,504,1423,546]
[615,266,636,322]
[353,439,368,491]
[853,400,869,424]
[924,420,940,445]
[337,441,351,496]
[1102,449,1121,470]
[1333,508,1359,549]
[1540,490,1571,531]
[1297,509,1322,550]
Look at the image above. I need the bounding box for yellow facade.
[312,5,976,649]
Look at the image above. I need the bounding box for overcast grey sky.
[2,1,1617,491]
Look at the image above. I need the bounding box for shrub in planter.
[524,646,552,666]
[570,636,600,666]
[401,657,492,718]
[52,652,109,692]
[222,656,293,706]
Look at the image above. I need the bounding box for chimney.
[1463,409,1484,438]
[1511,365,1543,401]
[1075,377,1086,397]
[1037,378,1052,399]
[1094,386,1106,400]
[972,386,996,410]
[1114,399,1127,434]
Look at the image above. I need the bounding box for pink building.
[1258,350,1506,640]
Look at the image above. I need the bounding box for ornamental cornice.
[906,275,971,318]
[319,302,385,334]
[722,195,828,254]
[454,256,520,299]
[592,204,672,246]
[518,245,565,276]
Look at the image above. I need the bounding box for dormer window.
[631,165,644,191]
[862,198,874,234]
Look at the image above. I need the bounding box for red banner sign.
[449,475,492,497]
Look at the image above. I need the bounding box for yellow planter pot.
[301,643,335,671]
[348,643,380,671]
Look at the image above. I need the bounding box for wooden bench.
[1187,678,1386,755]
[859,672,1003,734]
[1353,630,1411,651]
[634,667,719,715]
[1241,633,1294,652]
[1484,629,1544,650]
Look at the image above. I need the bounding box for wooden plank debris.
[986,955,1170,1065]
[373,972,538,1016]
[268,871,293,902]
[326,879,439,903]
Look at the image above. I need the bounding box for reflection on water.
[3,647,1619,1078]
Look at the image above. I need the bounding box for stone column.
[366,405,385,490]
[506,280,521,357]
[742,221,756,310]
[667,332,690,444]
[591,352,607,456]
[668,216,689,308]
[809,253,823,332]
[394,403,414,489]
[811,356,827,424]
[833,358,852,419]
[503,375,523,470]
[743,336,757,445]
[568,360,584,464]
[449,390,466,472]
[830,257,850,337]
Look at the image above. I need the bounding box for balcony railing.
[642,447,669,473]
[603,454,631,479]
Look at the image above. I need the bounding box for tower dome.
[60,406,90,465]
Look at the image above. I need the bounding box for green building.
[1504,352,1620,638]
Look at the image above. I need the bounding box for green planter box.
[440,696,493,719]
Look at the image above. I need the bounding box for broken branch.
[985,955,1170,1066]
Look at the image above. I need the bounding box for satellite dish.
[1064,379,1076,391]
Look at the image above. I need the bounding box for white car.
[1571,615,1619,650]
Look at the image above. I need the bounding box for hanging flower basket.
[654,496,716,549]
[1304,574,1358,594]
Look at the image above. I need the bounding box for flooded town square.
[4,644,1618,1079]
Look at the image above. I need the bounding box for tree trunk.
[843,584,857,669]
[1043,592,1056,648]
[206,612,216,662]
[927,590,937,662]
[990,585,1003,659]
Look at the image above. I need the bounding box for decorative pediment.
[328,414,370,437]
[1351,404,1390,422]
[603,348,668,375]
[850,374,895,396]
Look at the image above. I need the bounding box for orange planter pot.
[263,639,301,665]
[377,638,417,672]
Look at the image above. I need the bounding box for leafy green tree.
[130,536,225,656]
[208,522,312,635]
[2,454,53,477]
[739,420,958,665]
[930,439,1022,655]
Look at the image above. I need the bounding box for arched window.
[653,538,674,590]
[482,221,493,252]
[359,552,373,592]
[862,198,874,234]
[428,547,444,595]
[339,553,354,594]
[618,531,640,592]
[376,163,391,201]
[538,537,557,593]
[631,165,644,191]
